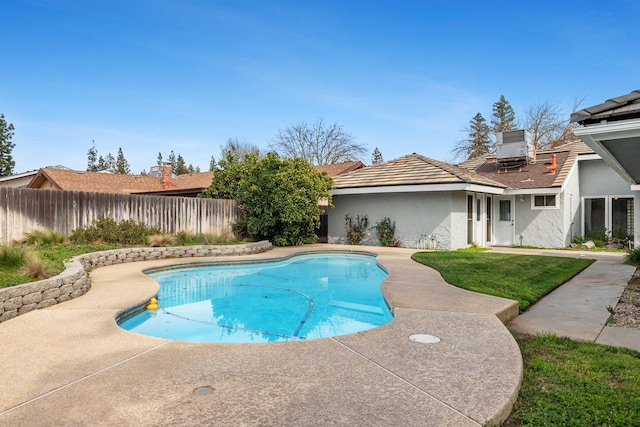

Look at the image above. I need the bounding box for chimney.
[160,163,173,189]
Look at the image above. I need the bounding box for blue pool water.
[118,253,392,343]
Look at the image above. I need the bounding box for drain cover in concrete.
[409,334,441,344]
[193,386,213,395]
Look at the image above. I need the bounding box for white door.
[494,197,514,246]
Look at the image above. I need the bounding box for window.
[583,196,634,241]
[499,200,511,221]
[584,197,606,238]
[532,194,557,209]
[612,198,634,240]
[486,196,492,243]
[467,194,473,244]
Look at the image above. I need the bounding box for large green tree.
[0,114,16,176]
[200,150,259,200]
[168,151,177,171]
[491,95,517,138]
[98,153,116,172]
[175,154,189,175]
[87,141,99,171]
[371,147,384,165]
[115,147,131,174]
[201,152,333,246]
[453,113,492,160]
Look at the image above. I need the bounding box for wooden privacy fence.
[0,188,241,243]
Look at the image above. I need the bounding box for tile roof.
[28,168,213,195]
[571,89,640,125]
[333,153,506,189]
[315,161,365,177]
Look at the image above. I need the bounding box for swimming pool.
[118,252,393,343]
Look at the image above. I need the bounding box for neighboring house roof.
[315,161,365,177]
[137,171,214,196]
[332,153,506,191]
[28,168,213,196]
[570,89,640,125]
[0,170,39,188]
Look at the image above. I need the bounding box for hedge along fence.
[0,240,273,324]
[0,188,241,244]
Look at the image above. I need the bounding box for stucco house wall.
[579,159,633,197]
[563,163,582,244]
[328,192,459,249]
[513,194,565,248]
[449,192,468,250]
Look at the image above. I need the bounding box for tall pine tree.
[371,147,384,165]
[175,154,189,175]
[0,114,16,177]
[491,95,517,138]
[115,147,131,174]
[87,141,99,171]
[453,113,492,160]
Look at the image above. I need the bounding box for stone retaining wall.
[0,241,272,324]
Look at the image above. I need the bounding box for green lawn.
[411,251,594,312]
[506,333,640,426]
[0,244,120,288]
[412,250,640,426]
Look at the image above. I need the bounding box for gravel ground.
[609,268,640,330]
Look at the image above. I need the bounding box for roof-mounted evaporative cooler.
[496,130,535,163]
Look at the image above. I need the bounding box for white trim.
[574,120,640,185]
[631,184,640,191]
[574,119,640,138]
[331,183,505,195]
[577,153,602,161]
[531,194,559,210]
[505,187,562,195]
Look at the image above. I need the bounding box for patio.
[1,245,521,426]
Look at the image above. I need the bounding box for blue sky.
[2,0,638,174]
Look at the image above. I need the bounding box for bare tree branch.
[522,97,586,150]
[271,118,366,165]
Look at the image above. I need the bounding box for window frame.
[531,194,558,210]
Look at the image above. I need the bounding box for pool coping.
[0,244,523,426]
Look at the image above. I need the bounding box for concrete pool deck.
[1,245,524,426]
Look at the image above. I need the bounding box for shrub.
[147,234,177,247]
[70,217,161,245]
[0,245,31,268]
[175,231,233,246]
[345,214,368,245]
[21,255,52,279]
[571,235,585,245]
[625,247,640,267]
[373,217,400,247]
[21,229,65,246]
[585,228,609,244]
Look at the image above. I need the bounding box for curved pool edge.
[120,251,393,342]
[0,244,523,426]
[116,249,391,328]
